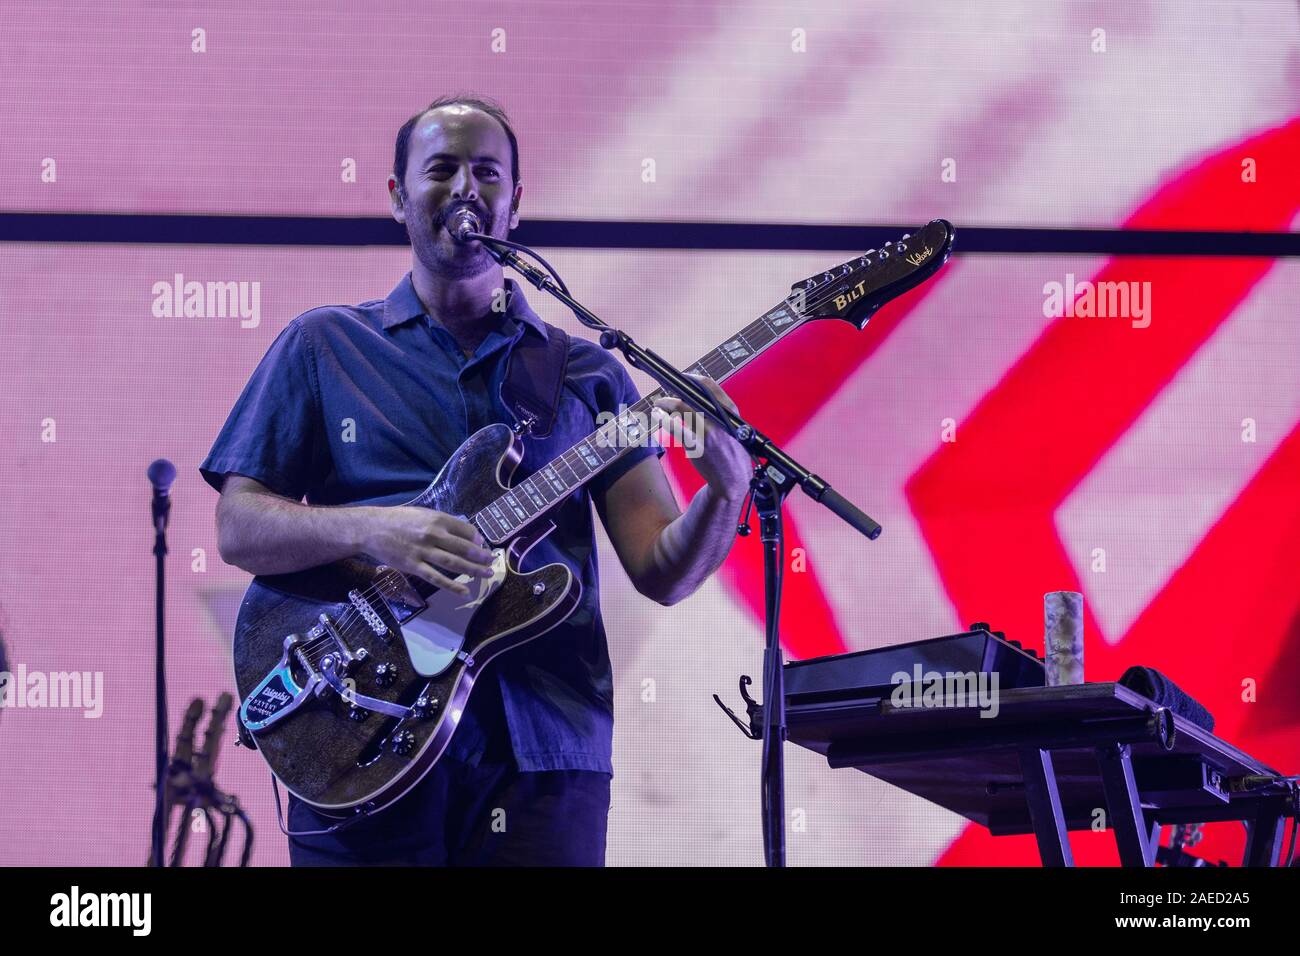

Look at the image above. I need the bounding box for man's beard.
[410,204,497,280]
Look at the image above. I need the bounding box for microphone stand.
[150,528,168,865]
[468,231,882,866]
[147,460,175,868]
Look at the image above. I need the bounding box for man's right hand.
[360,506,496,597]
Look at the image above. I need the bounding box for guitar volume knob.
[391,730,417,756]
[374,662,398,688]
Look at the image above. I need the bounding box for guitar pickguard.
[399,547,508,676]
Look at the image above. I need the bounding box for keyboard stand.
[773,683,1291,866]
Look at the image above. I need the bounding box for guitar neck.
[473,296,806,543]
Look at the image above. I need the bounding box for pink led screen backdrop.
[1,1,1298,865]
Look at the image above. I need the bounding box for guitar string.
[298,576,402,668]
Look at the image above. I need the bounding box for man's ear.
[508,182,523,231]
[388,175,406,225]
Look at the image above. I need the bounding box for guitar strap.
[500,319,570,439]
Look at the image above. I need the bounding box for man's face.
[391,105,521,280]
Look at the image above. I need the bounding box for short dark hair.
[392,95,520,196]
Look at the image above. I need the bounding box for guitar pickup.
[349,589,390,638]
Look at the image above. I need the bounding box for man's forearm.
[217,491,376,576]
[639,484,746,606]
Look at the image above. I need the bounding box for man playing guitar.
[201,95,751,866]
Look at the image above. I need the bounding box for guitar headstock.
[789,219,955,329]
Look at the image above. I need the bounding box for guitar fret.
[541,465,568,496]
[556,455,583,484]
[616,411,647,447]
[479,507,507,539]
[724,337,753,362]
[767,316,794,334]
[487,502,513,533]
[521,478,549,510]
[502,491,530,521]
[563,451,592,483]
[575,441,604,470]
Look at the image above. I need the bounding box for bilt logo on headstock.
[905,246,934,268]
[833,279,870,314]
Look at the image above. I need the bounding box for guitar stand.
[163,775,254,867]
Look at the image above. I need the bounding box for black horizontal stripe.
[1,212,1298,256]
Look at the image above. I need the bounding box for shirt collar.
[382,272,547,340]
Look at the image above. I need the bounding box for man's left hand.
[650,373,752,501]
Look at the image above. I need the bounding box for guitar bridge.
[349,589,389,638]
[240,612,370,732]
[239,631,323,732]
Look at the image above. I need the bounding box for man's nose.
[450,166,479,202]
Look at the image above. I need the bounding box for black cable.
[270,774,370,838]
[474,233,571,297]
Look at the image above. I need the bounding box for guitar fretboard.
[473,295,806,542]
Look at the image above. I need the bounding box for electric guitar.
[233,219,955,816]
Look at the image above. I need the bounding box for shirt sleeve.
[590,354,665,497]
[198,319,328,500]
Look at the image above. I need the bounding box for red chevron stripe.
[922,117,1300,865]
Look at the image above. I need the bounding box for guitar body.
[231,422,581,817]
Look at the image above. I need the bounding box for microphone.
[449,208,483,243]
[148,458,176,534]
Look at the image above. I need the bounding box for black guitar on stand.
[232,219,955,821]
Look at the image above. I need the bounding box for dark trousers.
[286,754,611,866]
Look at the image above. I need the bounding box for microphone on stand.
[450,208,483,243]
[148,459,176,534]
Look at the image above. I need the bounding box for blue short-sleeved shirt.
[200,272,662,775]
